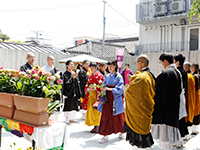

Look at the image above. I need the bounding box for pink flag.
[116,49,124,72]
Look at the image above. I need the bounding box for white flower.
[99,80,103,84]
[19,72,26,76]
[50,89,56,94]
[26,70,31,74]
[50,76,56,81]
[54,73,60,79]
[32,74,38,78]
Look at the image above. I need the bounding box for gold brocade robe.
[85,91,101,126]
[125,71,155,135]
[185,73,196,123]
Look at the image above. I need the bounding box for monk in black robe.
[151,53,182,150]
[78,60,90,119]
[19,52,35,72]
[63,60,82,123]
[174,54,189,144]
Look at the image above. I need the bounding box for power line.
[43,19,135,32]
[0,1,101,12]
[42,21,136,35]
[106,2,139,26]
[12,32,32,38]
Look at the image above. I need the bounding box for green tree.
[188,0,200,23]
[0,33,10,41]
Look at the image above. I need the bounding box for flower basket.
[13,109,49,126]
[0,92,14,107]
[0,105,15,119]
[14,95,50,114]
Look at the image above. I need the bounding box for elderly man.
[20,52,35,72]
[123,54,155,150]
[42,55,59,75]
[99,63,107,76]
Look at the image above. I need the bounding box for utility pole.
[32,31,42,44]
[102,0,106,58]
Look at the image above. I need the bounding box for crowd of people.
[19,52,200,150]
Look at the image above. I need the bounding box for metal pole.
[36,31,38,44]
[102,1,106,58]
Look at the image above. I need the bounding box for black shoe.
[90,128,98,133]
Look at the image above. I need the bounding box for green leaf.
[17,82,22,90]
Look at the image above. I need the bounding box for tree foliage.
[188,0,200,23]
[0,33,10,41]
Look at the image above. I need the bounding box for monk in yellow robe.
[190,63,200,134]
[124,54,155,149]
[183,62,196,124]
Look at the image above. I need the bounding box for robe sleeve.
[19,65,26,72]
[112,75,124,98]
[120,70,124,76]
[78,69,87,97]
[194,75,199,91]
[154,72,167,104]
[130,70,134,75]
[62,73,75,98]
[84,76,91,94]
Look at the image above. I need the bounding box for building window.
[190,28,199,51]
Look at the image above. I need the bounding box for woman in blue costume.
[98,60,125,143]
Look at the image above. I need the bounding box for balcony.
[136,0,194,23]
[135,40,199,55]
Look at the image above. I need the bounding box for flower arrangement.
[0,67,62,99]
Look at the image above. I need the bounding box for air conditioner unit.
[155,5,166,16]
[155,0,167,5]
[170,1,185,14]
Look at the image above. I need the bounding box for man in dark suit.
[79,60,90,98]
[78,60,90,119]
[19,52,35,72]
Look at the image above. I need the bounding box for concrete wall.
[146,51,200,77]
[1,48,200,78]
[107,51,200,78]
[0,49,69,73]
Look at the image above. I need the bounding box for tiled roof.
[0,41,65,54]
[63,40,131,57]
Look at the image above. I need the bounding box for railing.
[135,41,199,55]
[136,0,193,23]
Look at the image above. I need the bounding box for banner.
[116,49,124,72]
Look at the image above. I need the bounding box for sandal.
[99,136,108,143]
[118,133,124,139]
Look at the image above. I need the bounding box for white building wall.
[136,0,200,54]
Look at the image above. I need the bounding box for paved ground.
[1,111,200,150]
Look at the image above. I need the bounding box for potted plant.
[14,70,62,114]
[0,67,20,118]
[0,67,18,108]
[12,70,63,126]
